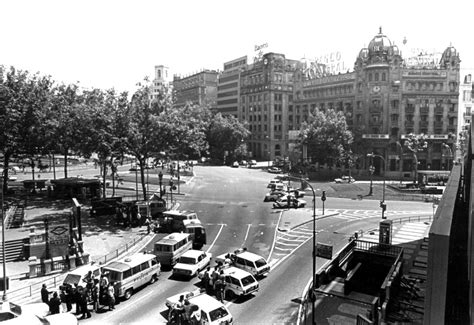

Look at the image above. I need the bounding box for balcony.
[369,106,383,113]
[448,110,457,116]
[405,121,415,127]
[434,106,444,115]
[405,106,415,114]
[419,120,429,128]
[434,121,444,128]
[369,119,383,127]
[391,120,399,127]
[420,106,429,115]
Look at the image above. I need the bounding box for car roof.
[189,293,225,311]
[156,232,191,245]
[222,266,254,279]
[181,250,205,259]
[104,252,156,271]
[236,251,267,262]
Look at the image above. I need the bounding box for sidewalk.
[277,208,339,232]
[1,193,158,305]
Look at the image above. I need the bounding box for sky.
[2,0,474,93]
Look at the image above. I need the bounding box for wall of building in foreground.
[424,125,473,324]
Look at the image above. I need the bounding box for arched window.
[368,73,372,82]
[375,73,379,81]
[382,72,386,81]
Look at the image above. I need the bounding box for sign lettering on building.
[49,225,69,246]
[362,134,390,139]
[253,43,268,63]
[316,242,333,259]
[404,48,442,69]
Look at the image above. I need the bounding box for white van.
[166,289,233,325]
[216,248,270,278]
[198,265,259,299]
[154,233,193,268]
[61,263,101,290]
[101,252,160,300]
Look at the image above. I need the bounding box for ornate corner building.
[216,29,461,177]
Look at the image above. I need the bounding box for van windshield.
[255,258,267,268]
[106,270,122,282]
[209,307,229,322]
[241,275,256,286]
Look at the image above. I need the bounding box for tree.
[122,82,170,200]
[299,108,353,165]
[0,67,54,192]
[206,113,250,164]
[403,133,428,184]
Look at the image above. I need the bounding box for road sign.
[316,242,333,259]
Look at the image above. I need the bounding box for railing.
[6,230,148,304]
[354,239,403,258]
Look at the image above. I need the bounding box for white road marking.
[206,224,225,253]
[242,224,251,246]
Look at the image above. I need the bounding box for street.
[79,165,432,324]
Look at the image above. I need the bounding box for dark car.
[273,197,307,209]
[264,190,287,202]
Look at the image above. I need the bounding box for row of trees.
[0,66,250,199]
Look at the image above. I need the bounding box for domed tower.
[354,27,403,68]
[440,45,461,69]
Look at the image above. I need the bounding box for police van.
[101,252,161,300]
[216,248,270,278]
[61,262,101,291]
[166,289,233,325]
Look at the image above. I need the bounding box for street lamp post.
[1,171,7,301]
[368,165,375,196]
[367,153,387,219]
[158,171,163,199]
[169,179,174,206]
[442,143,453,170]
[396,141,403,185]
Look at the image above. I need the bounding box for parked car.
[172,250,212,278]
[249,160,257,166]
[263,190,287,202]
[268,167,282,174]
[232,161,239,168]
[334,175,355,183]
[267,180,284,189]
[239,160,247,166]
[273,197,307,209]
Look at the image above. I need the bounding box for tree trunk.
[63,150,69,179]
[139,161,147,201]
[102,161,107,198]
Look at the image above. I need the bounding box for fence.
[6,231,148,304]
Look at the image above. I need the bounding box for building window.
[375,73,379,81]
[391,128,399,136]
[382,72,386,81]
[391,114,398,122]
[368,73,372,82]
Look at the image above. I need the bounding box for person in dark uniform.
[41,284,50,304]
[49,292,61,314]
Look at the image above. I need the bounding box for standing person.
[49,292,61,314]
[92,279,100,312]
[145,217,151,234]
[107,283,115,311]
[74,285,82,315]
[211,268,219,294]
[79,286,91,319]
[202,267,211,293]
[41,284,50,304]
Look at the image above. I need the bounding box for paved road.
[78,166,432,324]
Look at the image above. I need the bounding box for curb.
[277,212,340,232]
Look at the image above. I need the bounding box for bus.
[154,233,193,268]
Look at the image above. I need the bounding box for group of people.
[41,271,116,320]
[200,261,229,302]
[168,294,201,325]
